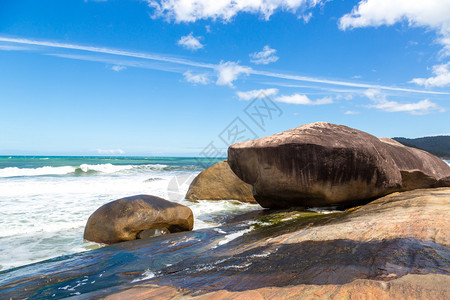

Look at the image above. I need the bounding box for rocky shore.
[0,188,449,299]
[0,122,449,299]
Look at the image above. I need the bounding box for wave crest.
[0,163,202,178]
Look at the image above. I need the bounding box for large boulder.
[84,195,193,244]
[185,160,257,204]
[228,122,450,208]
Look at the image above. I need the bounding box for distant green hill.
[393,136,450,159]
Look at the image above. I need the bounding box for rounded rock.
[84,195,193,244]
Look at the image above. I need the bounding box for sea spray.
[0,156,260,270]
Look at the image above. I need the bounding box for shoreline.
[1,188,449,299]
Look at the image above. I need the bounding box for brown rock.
[2,189,449,299]
[379,137,450,190]
[105,274,450,300]
[84,195,193,244]
[185,161,257,204]
[228,122,450,208]
[265,187,450,247]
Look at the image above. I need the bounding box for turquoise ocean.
[0,156,261,271]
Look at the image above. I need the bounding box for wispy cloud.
[364,89,444,114]
[183,71,210,84]
[411,62,450,88]
[275,94,333,105]
[300,12,313,23]
[344,110,360,115]
[96,148,125,154]
[47,53,185,74]
[338,0,450,85]
[1,36,448,94]
[147,0,325,23]
[236,88,278,100]
[252,69,447,94]
[250,45,279,65]
[111,65,126,72]
[177,32,204,51]
[0,36,215,69]
[215,61,251,87]
[0,44,29,51]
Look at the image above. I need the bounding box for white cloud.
[183,71,210,84]
[338,0,450,86]
[111,65,126,72]
[336,93,354,100]
[250,45,279,65]
[215,61,252,87]
[147,0,325,23]
[370,99,442,114]
[300,12,313,23]
[339,0,450,34]
[1,36,448,95]
[364,88,443,114]
[344,110,360,115]
[177,32,204,50]
[236,88,278,100]
[0,36,215,69]
[96,149,125,154]
[275,94,333,105]
[0,44,28,51]
[411,62,450,88]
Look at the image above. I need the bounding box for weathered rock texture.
[84,195,193,244]
[104,274,450,300]
[228,122,450,208]
[1,188,449,299]
[185,161,256,203]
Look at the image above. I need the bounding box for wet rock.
[228,122,450,208]
[84,195,193,244]
[2,188,449,299]
[136,228,170,239]
[185,160,257,203]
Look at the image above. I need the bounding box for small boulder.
[185,161,257,204]
[84,195,193,244]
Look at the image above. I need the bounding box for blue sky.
[0,0,449,156]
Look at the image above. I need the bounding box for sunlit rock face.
[84,195,193,244]
[185,160,256,203]
[228,122,450,208]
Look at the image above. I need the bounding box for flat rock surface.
[0,188,449,299]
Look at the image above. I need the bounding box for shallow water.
[0,156,261,270]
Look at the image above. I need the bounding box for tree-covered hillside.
[393,136,450,159]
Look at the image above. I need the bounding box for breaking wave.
[0,163,202,178]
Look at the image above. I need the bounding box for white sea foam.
[78,163,134,173]
[0,166,76,177]
[131,269,156,283]
[0,165,261,270]
[213,226,254,248]
[0,163,171,178]
[307,207,342,214]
